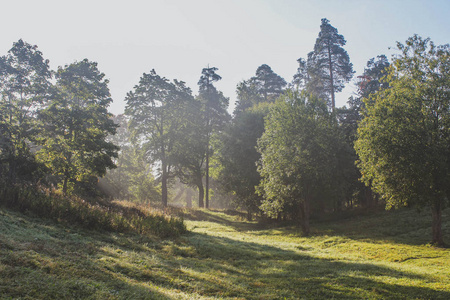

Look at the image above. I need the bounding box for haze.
[2,0,449,114]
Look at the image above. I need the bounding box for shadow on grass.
[309,207,450,247]
[186,207,450,247]
[167,232,449,299]
[0,209,170,300]
[182,209,269,232]
[1,208,449,299]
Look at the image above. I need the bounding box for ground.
[0,207,449,299]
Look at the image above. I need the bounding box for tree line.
[1,18,449,246]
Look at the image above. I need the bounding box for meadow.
[0,206,449,299]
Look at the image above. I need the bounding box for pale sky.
[1,0,449,114]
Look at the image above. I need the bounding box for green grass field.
[0,206,449,299]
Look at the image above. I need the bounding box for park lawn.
[0,206,449,299]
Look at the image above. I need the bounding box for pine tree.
[295,18,354,111]
[198,67,229,208]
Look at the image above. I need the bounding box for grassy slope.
[0,207,449,299]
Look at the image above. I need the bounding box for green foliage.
[295,18,354,109]
[257,91,340,234]
[125,70,194,207]
[196,66,230,208]
[0,39,52,184]
[126,147,161,203]
[234,64,286,114]
[171,95,208,207]
[334,56,391,209]
[37,59,118,195]
[102,114,161,203]
[355,35,450,245]
[216,102,271,215]
[356,54,391,101]
[197,66,229,131]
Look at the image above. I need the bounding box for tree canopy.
[125,70,194,207]
[0,39,52,184]
[234,64,286,114]
[257,91,337,235]
[294,18,354,110]
[37,59,118,194]
[197,66,229,208]
[355,35,450,246]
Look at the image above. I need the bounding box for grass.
[0,206,449,299]
[0,185,186,238]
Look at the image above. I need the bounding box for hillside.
[0,207,449,299]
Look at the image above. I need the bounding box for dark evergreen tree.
[356,55,391,103]
[295,18,354,111]
[234,64,286,114]
[336,55,390,208]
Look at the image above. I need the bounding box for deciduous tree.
[38,59,118,195]
[257,91,337,235]
[125,70,193,206]
[217,103,270,218]
[0,39,52,183]
[355,35,450,246]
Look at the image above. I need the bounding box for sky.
[1,0,449,115]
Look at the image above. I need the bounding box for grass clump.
[0,184,186,238]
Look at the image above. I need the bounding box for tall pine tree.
[198,67,229,208]
[295,19,354,111]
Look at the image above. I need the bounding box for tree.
[125,70,193,207]
[217,103,270,218]
[125,145,161,204]
[198,66,229,208]
[295,18,354,111]
[355,35,450,246]
[172,98,208,208]
[100,114,161,203]
[257,91,337,235]
[336,55,391,208]
[37,59,118,195]
[0,39,52,183]
[100,114,132,199]
[234,64,286,114]
[356,55,390,101]
[253,64,287,102]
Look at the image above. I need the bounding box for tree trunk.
[62,176,68,195]
[246,207,252,221]
[161,165,168,207]
[299,199,310,236]
[327,43,335,112]
[431,200,444,246]
[198,183,204,208]
[205,147,209,209]
[196,172,204,208]
[62,166,70,195]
